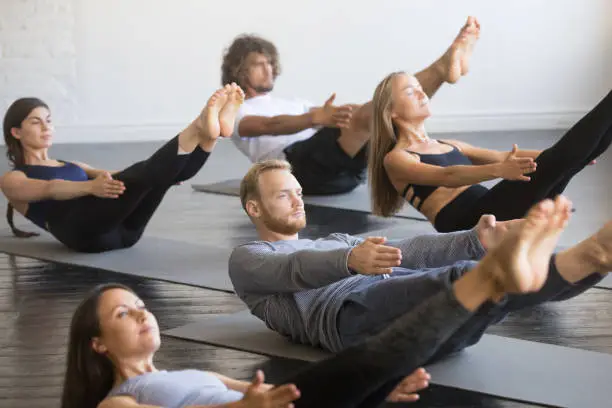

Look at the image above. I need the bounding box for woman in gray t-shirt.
[59,282,472,408]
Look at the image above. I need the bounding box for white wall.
[0,0,611,143]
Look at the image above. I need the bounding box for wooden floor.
[1,130,612,408]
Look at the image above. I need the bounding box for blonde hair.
[368,71,406,217]
[240,159,292,213]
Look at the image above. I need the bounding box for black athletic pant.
[276,290,472,408]
[435,89,612,232]
[47,136,209,252]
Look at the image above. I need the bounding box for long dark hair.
[61,283,136,408]
[3,97,49,237]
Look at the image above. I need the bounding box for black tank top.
[15,161,88,229]
[401,141,474,210]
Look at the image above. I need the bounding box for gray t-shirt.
[106,369,243,407]
[229,230,485,352]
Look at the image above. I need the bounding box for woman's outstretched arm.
[384,146,536,189]
[442,139,542,164]
[0,170,125,202]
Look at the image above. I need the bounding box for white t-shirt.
[231,94,317,162]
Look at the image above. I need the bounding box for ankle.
[177,123,200,154]
[555,238,605,283]
[431,58,447,83]
[452,265,500,312]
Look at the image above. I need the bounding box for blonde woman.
[368,71,609,232]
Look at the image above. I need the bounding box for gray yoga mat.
[0,229,234,292]
[598,274,612,289]
[164,310,612,408]
[192,180,428,221]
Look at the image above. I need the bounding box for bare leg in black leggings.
[272,198,571,408]
[48,84,245,252]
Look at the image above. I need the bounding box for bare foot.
[197,86,229,144]
[480,196,571,296]
[459,16,480,76]
[476,214,524,251]
[219,83,245,137]
[437,16,481,84]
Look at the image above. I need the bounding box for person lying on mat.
[63,212,570,408]
[229,160,612,361]
[0,84,244,253]
[222,17,480,196]
[367,71,608,233]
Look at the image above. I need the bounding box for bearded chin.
[262,215,305,236]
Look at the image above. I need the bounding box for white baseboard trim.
[424,110,586,133]
[8,110,587,144]
[49,124,184,144]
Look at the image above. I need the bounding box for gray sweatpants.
[336,255,603,362]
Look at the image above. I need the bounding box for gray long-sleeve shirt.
[228,230,486,352]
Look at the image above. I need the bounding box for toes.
[555,195,573,214]
[552,196,573,228]
[534,199,555,217]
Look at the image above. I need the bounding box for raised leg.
[48,87,237,240]
[282,195,568,408]
[466,89,612,223]
[335,16,481,158]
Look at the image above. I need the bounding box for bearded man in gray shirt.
[229,160,611,363]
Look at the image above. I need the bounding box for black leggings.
[47,136,209,252]
[275,290,472,408]
[435,89,612,232]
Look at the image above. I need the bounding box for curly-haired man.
[222,17,480,195]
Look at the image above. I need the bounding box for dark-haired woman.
[63,283,442,408]
[0,84,244,253]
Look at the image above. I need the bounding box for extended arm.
[207,372,272,394]
[237,94,352,138]
[228,242,353,295]
[0,170,93,202]
[384,146,536,189]
[0,170,125,203]
[237,113,317,137]
[443,139,542,164]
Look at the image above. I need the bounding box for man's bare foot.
[197,86,230,145]
[437,16,480,84]
[476,214,524,251]
[219,83,245,137]
[480,196,571,296]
